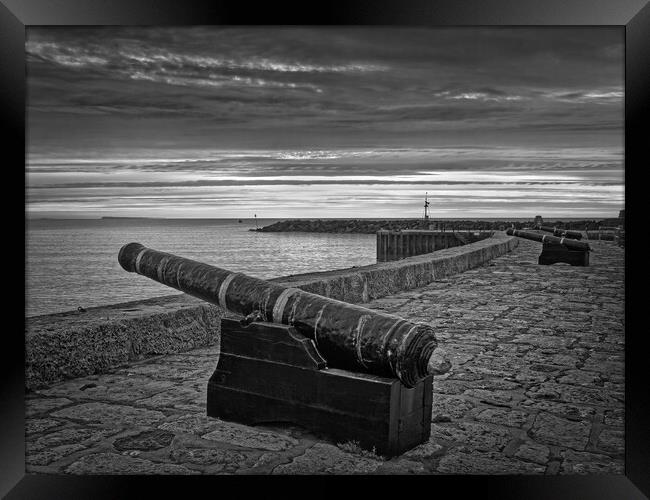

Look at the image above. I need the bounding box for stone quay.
[24,235,624,475]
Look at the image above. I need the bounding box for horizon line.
[26,215,623,221]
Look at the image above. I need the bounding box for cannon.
[118,242,436,387]
[506,228,590,266]
[118,242,437,455]
[535,225,583,240]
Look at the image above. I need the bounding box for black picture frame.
[3,0,647,497]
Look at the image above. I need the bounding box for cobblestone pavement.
[25,239,624,475]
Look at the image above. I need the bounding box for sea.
[25,218,376,317]
[26,216,599,317]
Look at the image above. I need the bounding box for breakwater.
[254,219,614,234]
[255,219,499,233]
[25,232,518,390]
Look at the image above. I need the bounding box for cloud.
[25,27,624,217]
[542,89,624,103]
[127,70,324,93]
[29,179,602,190]
[26,27,624,151]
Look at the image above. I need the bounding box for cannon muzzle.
[118,242,438,387]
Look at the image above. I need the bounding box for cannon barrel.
[506,228,591,251]
[118,242,437,387]
[535,225,583,240]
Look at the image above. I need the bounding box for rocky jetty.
[252,219,609,234]
[253,219,427,234]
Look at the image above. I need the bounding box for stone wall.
[25,232,518,390]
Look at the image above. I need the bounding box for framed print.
[2,0,648,497]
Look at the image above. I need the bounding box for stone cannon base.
[539,243,589,266]
[207,318,432,456]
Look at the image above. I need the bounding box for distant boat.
[238,219,242,223]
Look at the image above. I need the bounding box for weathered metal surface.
[506,228,591,251]
[118,242,438,387]
[535,225,583,240]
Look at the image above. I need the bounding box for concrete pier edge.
[25,232,518,390]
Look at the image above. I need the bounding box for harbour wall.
[25,231,518,390]
[376,230,493,262]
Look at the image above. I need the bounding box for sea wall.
[376,230,493,262]
[278,231,517,303]
[25,231,518,390]
[585,230,618,241]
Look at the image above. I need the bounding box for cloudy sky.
[26,27,624,219]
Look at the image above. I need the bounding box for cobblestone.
[26,444,86,466]
[272,443,383,474]
[437,447,546,474]
[51,402,166,427]
[112,430,176,451]
[200,421,299,451]
[65,452,197,475]
[528,412,591,449]
[25,239,624,474]
[513,441,551,464]
[169,447,265,473]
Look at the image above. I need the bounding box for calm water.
[26,218,376,317]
